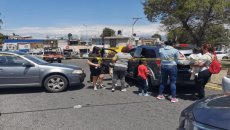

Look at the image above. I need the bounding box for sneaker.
[111,88,115,92]
[94,87,98,91]
[156,95,165,100]
[139,93,143,96]
[100,84,106,89]
[171,98,179,103]
[143,93,150,96]
[121,89,127,92]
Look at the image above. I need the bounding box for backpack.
[209,54,222,74]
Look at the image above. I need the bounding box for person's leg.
[199,69,211,98]
[157,66,169,99]
[98,74,105,88]
[143,79,148,94]
[112,68,119,91]
[196,71,206,99]
[169,66,177,98]
[93,76,99,90]
[158,66,168,96]
[137,77,143,95]
[119,68,127,91]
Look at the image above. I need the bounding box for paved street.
[0,59,221,130]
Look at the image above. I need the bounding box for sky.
[0,0,165,39]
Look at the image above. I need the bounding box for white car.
[215,51,229,60]
[174,44,193,65]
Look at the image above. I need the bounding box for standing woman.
[111,46,132,92]
[87,46,101,90]
[193,43,214,99]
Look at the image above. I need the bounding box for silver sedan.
[0,51,86,92]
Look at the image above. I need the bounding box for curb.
[205,83,222,91]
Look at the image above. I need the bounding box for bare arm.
[86,59,98,67]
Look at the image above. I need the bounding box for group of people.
[86,41,221,103]
[87,46,132,91]
[156,41,216,102]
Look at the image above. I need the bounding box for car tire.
[44,75,68,93]
[223,57,228,60]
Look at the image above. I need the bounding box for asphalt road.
[0,59,221,130]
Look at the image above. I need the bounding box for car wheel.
[223,57,228,60]
[44,75,68,92]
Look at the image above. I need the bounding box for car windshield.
[24,55,48,65]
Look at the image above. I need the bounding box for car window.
[24,55,48,65]
[0,55,7,66]
[141,48,156,58]
[134,47,142,57]
[129,48,136,57]
[6,55,30,66]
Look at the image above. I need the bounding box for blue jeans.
[138,76,148,94]
[159,65,177,98]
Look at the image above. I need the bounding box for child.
[188,48,202,80]
[137,59,150,96]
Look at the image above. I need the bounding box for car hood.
[193,94,230,130]
[45,63,82,70]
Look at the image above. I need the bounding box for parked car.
[0,51,86,92]
[43,47,64,63]
[215,51,229,60]
[174,44,193,65]
[63,49,74,59]
[126,45,194,89]
[178,94,230,130]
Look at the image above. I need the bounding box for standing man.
[156,40,181,103]
[111,46,132,92]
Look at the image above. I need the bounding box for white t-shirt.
[114,52,132,68]
[200,52,213,72]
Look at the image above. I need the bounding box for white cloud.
[2,23,167,39]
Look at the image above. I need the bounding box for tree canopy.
[143,0,230,46]
[152,33,162,41]
[100,27,115,37]
[0,13,3,30]
[0,33,4,44]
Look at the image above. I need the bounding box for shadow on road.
[68,83,85,91]
[0,84,85,94]
[0,87,45,95]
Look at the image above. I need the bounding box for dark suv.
[126,45,194,89]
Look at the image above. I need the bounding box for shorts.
[91,68,101,76]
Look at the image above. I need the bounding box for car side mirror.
[22,62,34,67]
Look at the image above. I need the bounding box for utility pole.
[132,17,141,46]
[83,24,89,54]
[83,24,88,45]
[132,17,142,37]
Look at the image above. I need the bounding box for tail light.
[155,58,161,67]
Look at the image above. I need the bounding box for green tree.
[0,13,3,30]
[100,27,115,37]
[68,33,72,40]
[0,33,4,45]
[143,0,230,46]
[152,33,162,41]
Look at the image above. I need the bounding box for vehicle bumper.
[44,58,62,61]
[68,73,86,86]
[177,72,195,85]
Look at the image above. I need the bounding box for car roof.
[0,51,27,55]
[136,45,162,49]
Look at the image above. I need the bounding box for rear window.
[140,48,157,58]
